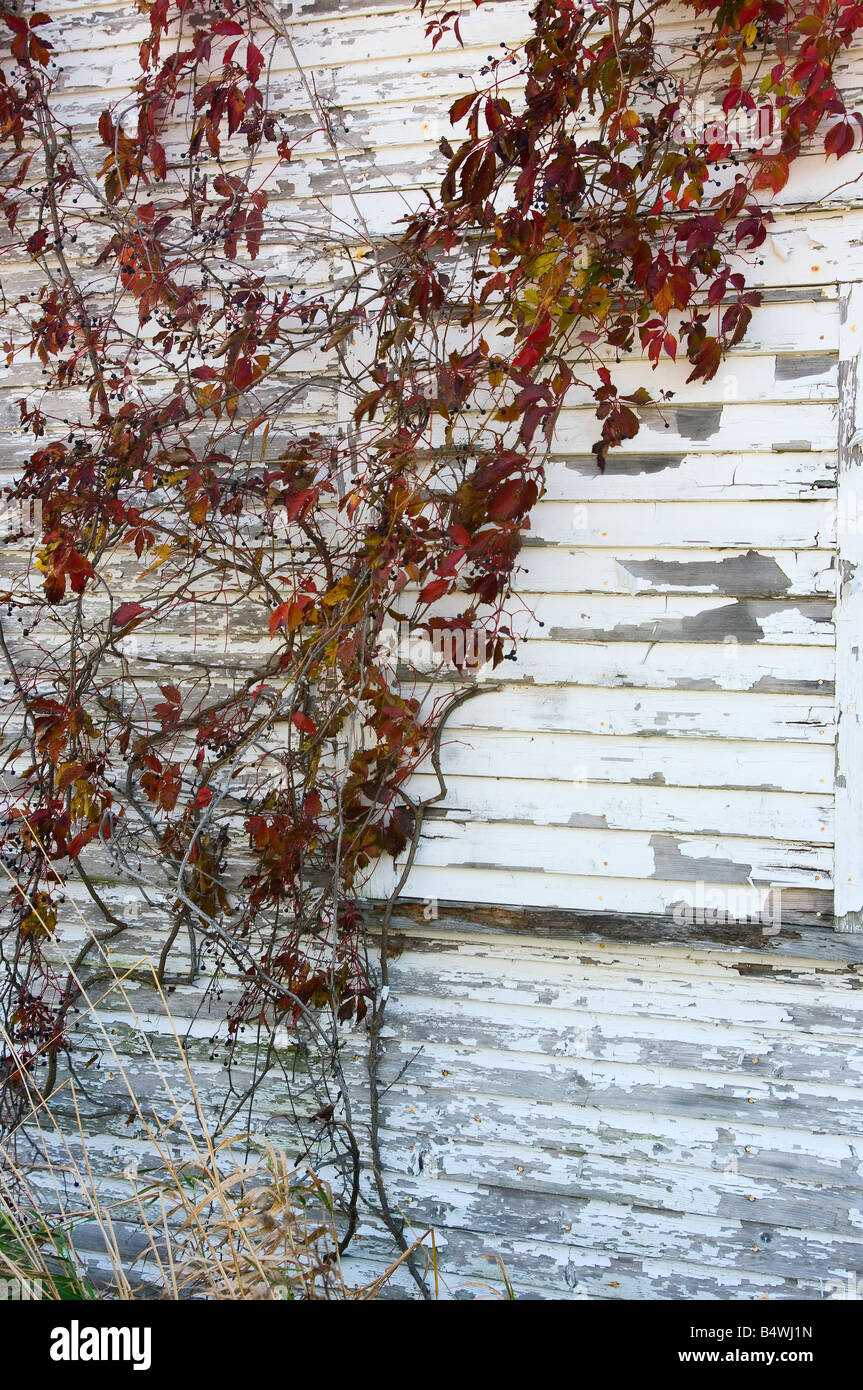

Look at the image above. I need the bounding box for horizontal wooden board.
[401,819,832,886]
[368,862,833,919]
[409,775,833,843]
[438,684,835,742]
[531,498,836,549]
[541,451,836,501]
[516,547,836,598]
[516,593,834,646]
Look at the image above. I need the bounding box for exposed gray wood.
[376,903,863,961]
[835,281,863,935]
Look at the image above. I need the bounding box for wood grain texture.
[835,282,863,933]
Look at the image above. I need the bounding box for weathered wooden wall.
[4,0,863,1300]
[350,911,863,1299]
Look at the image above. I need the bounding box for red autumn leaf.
[752,154,790,193]
[232,355,254,390]
[512,343,540,372]
[471,147,496,203]
[449,92,476,124]
[668,269,693,307]
[246,41,265,82]
[512,314,551,372]
[419,576,449,604]
[687,335,723,383]
[140,767,180,813]
[825,120,855,159]
[292,712,317,736]
[269,602,290,636]
[227,87,245,134]
[65,548,94,595]
[487,478,525,522]
[286,488,316,522]
[29,33,51,64]
[112,601,148,627]
[149,139,167,180]
[154,696,181,731]
[245,207,264,260]
[157,775,180,813]
[213,20,244,35]
[436,548,465,579]
[26,229,48,256]
[194,787,213,808]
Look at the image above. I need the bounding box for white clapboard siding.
[31,919,863,1300]
[6,0,863,1303]
[410,776,834,842]
[417,729,834,792]
[530,499,834,548]
[516,546,836,596]
[334,921,863,1299]
[440,686,835,741]
[2,0,849,920]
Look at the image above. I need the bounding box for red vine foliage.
[0,0,861,1221]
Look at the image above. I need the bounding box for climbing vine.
[1,0,861,1278]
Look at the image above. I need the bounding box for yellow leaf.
[653,281,674,314]
[139,542,173,579]
[322,578,353,607]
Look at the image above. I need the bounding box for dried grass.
[0,954,425,1300]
